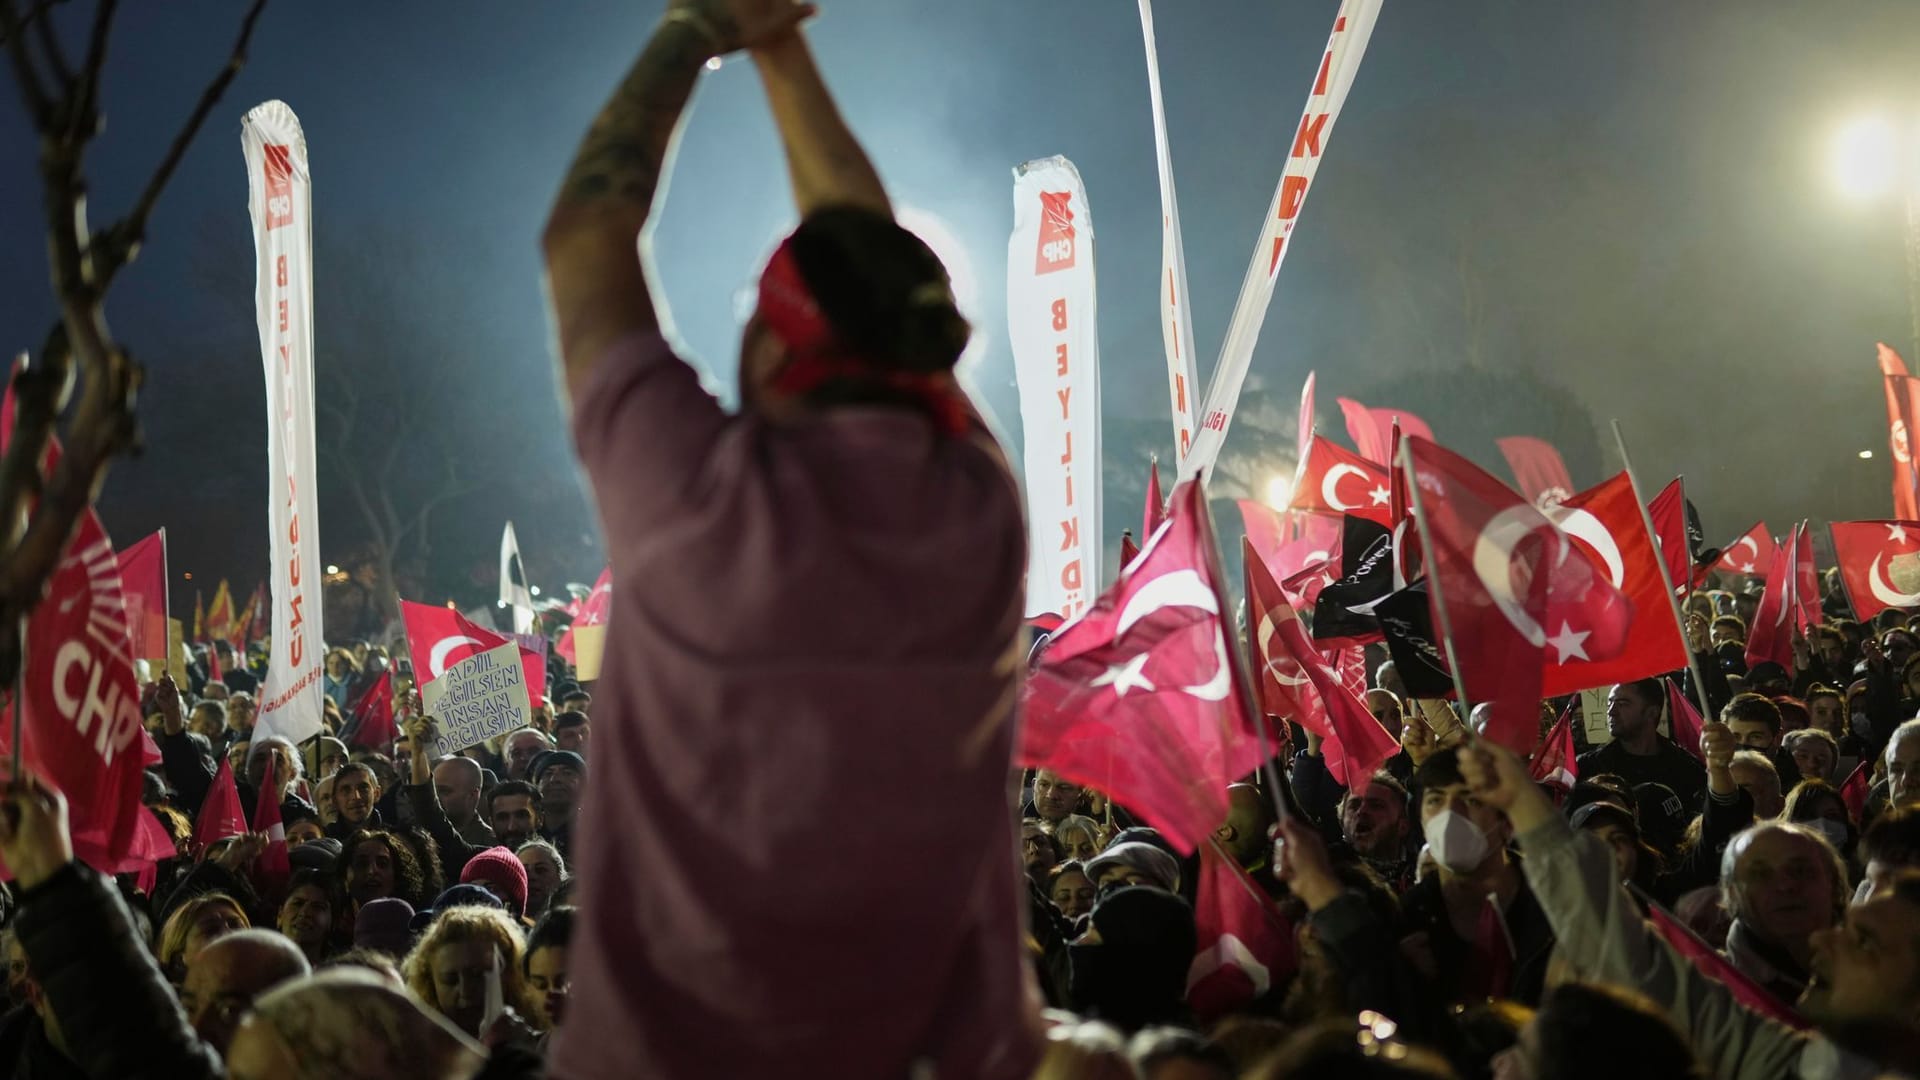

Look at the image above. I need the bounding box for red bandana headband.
[755,239,969,436]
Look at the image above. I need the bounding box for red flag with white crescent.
[1528,701,1577,790]
[1745,524,1801,670]
[1647,479,1689,596]
[253,753,290,888]
[1187,844,1295,1022]
[402,599,545,708]
[345,668,397,750]
[1290,436,1392,525]
[1840,761,1871,824]
[1495,436,1576,510]
[1832,521,1920,622]
[1538,473,1683,696]
[1880,344,1920,519]
[1714,522,1777,578]
[556,566,611,664]
[1018,480,1266,854]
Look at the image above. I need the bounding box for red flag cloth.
[194,760,248,853]
[1840,761,1871,824]
[1145,458,1167,541]
[1118,532,1141,571]
[206,640,224,685]
[0,511,151,873]
[204,581,234,644]
[1529,702,1577,788]
[1495,436,1577,510]
[1240,504,1343,589]
[401,599,544,708]
[115,531,168,661]
[1648,479,1690,595]
[253,753,290,886]
[1667,677,1705,764]
[1019,480,1267,854]
[556,566,611,665]
[1831,521,1920,621]
[127,811,177,895]
[1281,559,1338,612]
[1714,522,1777,578]
[1645,899,1809,1029]
[1404,437,1628,754]
[1880,344,1920,519]
[246,581,270,646]
[1338,397,1391,464]
[1290,436,1393,525]
[1793,526,1820,634]
[346,669,397,750]
[1295,371,1316,463]
[1883,342,1912,378]
[1538,473,1684,697]
[1745,526,1798,671]
[1187,844,1296,1022]
[1245,540,1396,787]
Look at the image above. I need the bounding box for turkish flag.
[1187,844,1295,1023]
[1496,436,1577,510]
[1529,701,1576,789]
[1667,677,1705,764]
[1241,504,1343,589]
[1646,899,1808,1029]
[1118,531,1140,571]
[1404,437,1630,754]
[345,668,397,750]
[1290,436,1392,525]
[1831,521,1920,621]
[115,531,168,662]
[1246,540,1397,788]
[402,600,545,709]
[1793,525,1820,633]
[556,567,611,665]
[1840,761,1871,823]
[1745,523,1801,670]
[1715,522,1777,578]
[1145,457,1168,541]
[1339,397,1434,465]
[1538,473,1684,697]
[1281,558,1338,612]
[194,760,248,853]
[1018,480,1267,854]
[206,639,224,685]
[1647,479,1690,595]
[1879,344,1920,519]
[1375,579,1454,698]
[253,753,290,887]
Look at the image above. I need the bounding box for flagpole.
[10,614,24,779]
[1610,420,1715,726]
[1395,441,1475,721]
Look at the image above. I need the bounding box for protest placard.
[421,640,530,756]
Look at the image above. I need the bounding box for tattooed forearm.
[554,22,714,213]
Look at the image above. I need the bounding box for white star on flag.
[1890,524,1909,544]
[1738,562,1755,574]
[1545,621,1592,663]
[1090,653,1156,697]
[1368,485,1392,506]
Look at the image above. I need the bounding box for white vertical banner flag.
[1008,156,1102,624]
[1184,0,1384,479]
[243,101,325,747]
[1138,0,1201,466]
[499,521,534,634]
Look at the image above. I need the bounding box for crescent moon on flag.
[1391,519,1414,590]
[1184,632,1233,701]
[1869,552,1920,609]
[429,635,485,679]
[1256,614,1310,687]
[1187,933,1272,996]
[1321,464,1367,512]
[1116,568,1220,638]
[1472,506,1551,647]
[1546,506,1626,588]
[1729,536,1758,565]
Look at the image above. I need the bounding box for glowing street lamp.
[1829,111,1920,360]
[1266,474,1293,511]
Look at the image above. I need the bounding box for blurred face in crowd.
[1050,867,1096,920]
[1364,690,1403,739]
[506,731,550,780]
[431,939,503,1036]
[560,692,592,716]
[189,704,225,740]
[538,765,583,813]
[227,695,257,733]
[491,794,538,849]
[1791,738,1835,782]
[1808,693,1844,738]
[333,768,379,826]
[1886,632,1919,674]
[1711,620,1745,649]
[203,683,230,702]
[1730,758,1785,820]
[1887,731,1920,806]
[1810,890,1920,1027]
[527,944,571,1029]
[1420,780,1509,870]
[433,759,484,823]
[1814,631,1847,671]
[1733,829,1836,950]
[346,841,397,903]
[1054,823,1099,863]
[1606,684,1660,742]
[276,885,333,950]
[226,741,252,777]
[319,746,347,777]
[246,742,296,794]
[185,901,250,962]
[1031,770,1082,822]
[1340,781,1409,862]
[1020,822,1057,879]
[519,847,564,916]
[1726,716,1780,754]
[1588,819,1642,884]
[314,775,337,826]
[555,720,590,753]
[286,819,324,847]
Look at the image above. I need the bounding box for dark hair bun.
[789,206,971,373]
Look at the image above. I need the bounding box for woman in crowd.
[402,905,542,1039]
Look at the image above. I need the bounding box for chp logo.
[262,143,294,230]
[1035,190,1076,275]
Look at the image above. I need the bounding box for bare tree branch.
[29,0,66,86]
[0,0,51,122]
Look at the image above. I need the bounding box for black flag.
[1375,578,1454,698]
[1311,515,1394,646]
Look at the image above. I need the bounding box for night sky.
[2,1,1916,624]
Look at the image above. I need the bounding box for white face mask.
[1423,808,1491,874]
[1809,818,1849,849]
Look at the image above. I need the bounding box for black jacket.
[0,1004,89,1080]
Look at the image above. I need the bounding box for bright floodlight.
[1861,449,1876,459]
[326,564,340,575]
[530,585,542,597]
[1833,114,1898,199]
[1266,474,1292,510]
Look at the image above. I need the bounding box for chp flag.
[1009,156,1102,626]
[1831,521,1920,621]
[1182,0,1384,478]
[244,100,325,747]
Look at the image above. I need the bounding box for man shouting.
[540,1,1035,1077]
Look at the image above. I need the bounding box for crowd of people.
[9,0,1920,1078]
